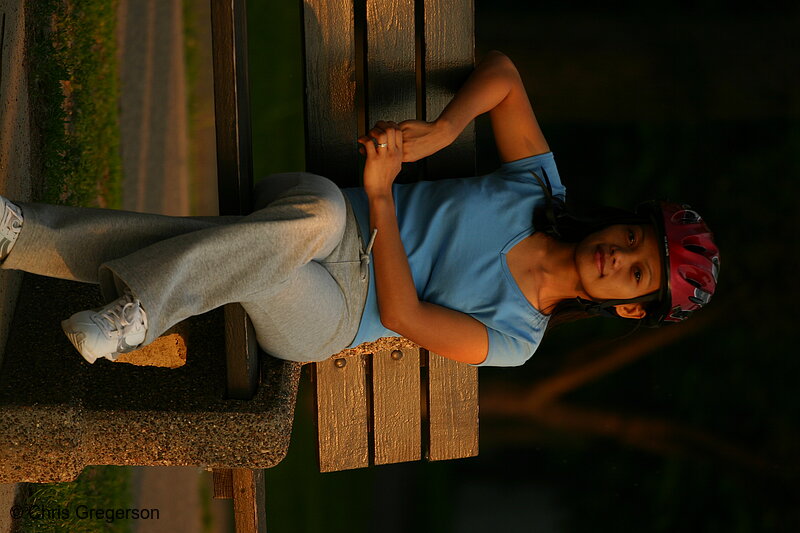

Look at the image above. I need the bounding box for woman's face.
[575,223,663,316]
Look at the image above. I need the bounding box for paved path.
[132,467,231,533]
[118,0,190,216]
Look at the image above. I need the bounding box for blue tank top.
[341,152,566,367]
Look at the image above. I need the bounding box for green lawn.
[27,0,123,208]
[16,467,134,533]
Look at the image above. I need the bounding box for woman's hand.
[398,119,454,162]
[358,121,404,197]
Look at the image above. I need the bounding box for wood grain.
[212,468,233,499]
[366,0,419,183]
[421,0,479,461]
[223,304,260,399]
[303,0,360,186]
[232,468,267,533]
[210,0,260,401]
[210,0,254,215]
[366,0,416,125]
[315,354,370,472]
[427,351,479,460]
[373,347,421,465]
[422,0,475,179]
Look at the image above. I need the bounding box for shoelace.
[97,295,144,338]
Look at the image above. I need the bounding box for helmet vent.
[686,278,703,289]
[672,209,702,225]
[684,244,707,255]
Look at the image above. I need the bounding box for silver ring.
[376,143,388,148]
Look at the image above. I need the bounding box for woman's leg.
[240,260,352,362]
[240,193,367,362]
[1,201,240,283]
[97,172,353,346]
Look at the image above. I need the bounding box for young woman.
[0,51,719,367]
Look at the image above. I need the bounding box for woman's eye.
[634,269,642,282]
[628,230,636,246]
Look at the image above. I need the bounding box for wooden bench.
[210,0,478,529]
[305,0,479,473]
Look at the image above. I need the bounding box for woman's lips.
[595,247,605,276]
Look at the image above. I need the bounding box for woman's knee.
[253,328,343,363]
[253,172,344,213]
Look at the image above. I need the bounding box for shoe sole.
[61,319,104,364]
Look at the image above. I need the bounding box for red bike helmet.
[636,201,721,325]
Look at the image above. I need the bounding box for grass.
[27,0,123,208]
[16,467,134,533]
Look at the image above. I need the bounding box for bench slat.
[210,0,260,401]
[422,0,475,179]
[223,304,259,399]
[427,351,479,460]
[212,468,234,499]
[303,0,360,186]
[315,354,370,472]
[373,347,422,465]
[363,0,432,469]
[211,0,254,215]
[232,468,267,533]
[366,0,416,126]
[421,0,479,462]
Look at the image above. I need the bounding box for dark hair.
[529,171,657,333]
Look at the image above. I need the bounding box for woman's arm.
[401,50,549,163]
[358,123,489,365]
[367,192,489,364]
[366,193,416,321]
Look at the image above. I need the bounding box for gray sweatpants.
[2,173,369,362]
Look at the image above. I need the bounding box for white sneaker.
[61,291,148,364]
[0,195,23,261]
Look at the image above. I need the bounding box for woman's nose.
[609,246,628,269]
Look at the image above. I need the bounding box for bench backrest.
[303,0,479,472]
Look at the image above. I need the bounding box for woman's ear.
[614,303,646,319]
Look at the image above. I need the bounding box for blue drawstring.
[360,228,378,281]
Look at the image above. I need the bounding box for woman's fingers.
[368,128,388,150]
[387,126,396,149]
[390,122,403,150]
[377,121,404,149]
[358,135,377,157]
[361,121,404,154]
